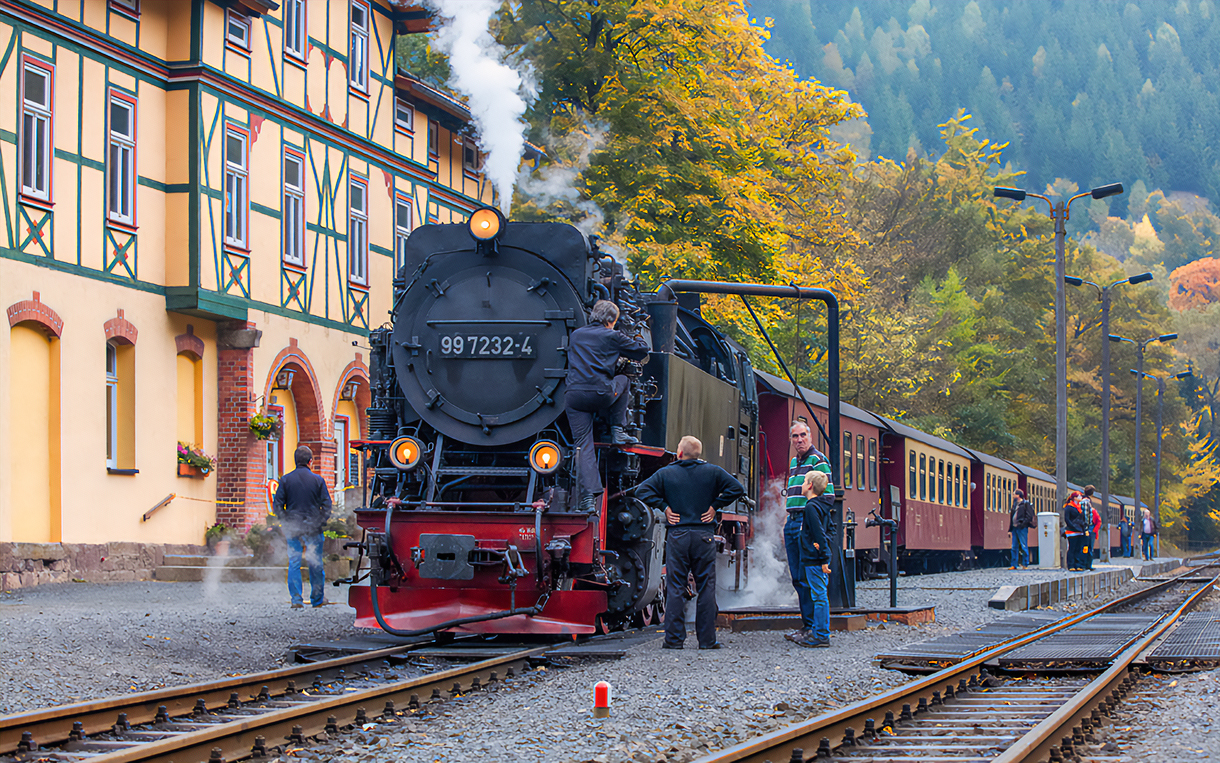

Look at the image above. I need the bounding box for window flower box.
[178,463,211,478]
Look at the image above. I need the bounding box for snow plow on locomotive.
[346,209,769,636]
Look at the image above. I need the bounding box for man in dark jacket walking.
[272,445,333,608]
[1009,488,1035,569]
[636,436,744,650]
[564,300,650,513]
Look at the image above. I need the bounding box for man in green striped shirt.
[784,421,833,643]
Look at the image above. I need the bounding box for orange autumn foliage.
[1169,257,1220,311]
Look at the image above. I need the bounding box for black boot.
[579,493,598,513]
[611,426,639,446]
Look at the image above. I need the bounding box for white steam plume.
[427,0,533,215]
[718,478,799,608]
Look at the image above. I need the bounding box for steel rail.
[0,641,434,754]
[993,572,1220,763]
[691,563,1215,763]
[77,645,551,763]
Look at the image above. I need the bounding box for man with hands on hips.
[635,435,745,650]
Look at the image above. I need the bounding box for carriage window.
[842,432,852,489]
[857,434,865,490]
[919,453,927,501]
[868,438,878,491]
[986,474,992,510]
[938,460,945,504]
[954,465,961,506]
[909,451,917,496]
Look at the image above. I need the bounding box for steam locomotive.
[347,209,763,635]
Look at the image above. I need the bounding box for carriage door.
[334,417,349,502]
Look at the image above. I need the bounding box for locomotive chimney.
[645,300,678,354]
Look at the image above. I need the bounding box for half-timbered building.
[0,0,489,569]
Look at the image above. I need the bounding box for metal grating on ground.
[1000,614,1161,666]
[874,613,1062,667]
[1147,612,1220,662]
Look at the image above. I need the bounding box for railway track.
[0,639,552,763]
[693,564,1220,763]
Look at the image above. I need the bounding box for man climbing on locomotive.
[564,299,650,513]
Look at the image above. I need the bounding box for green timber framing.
[1,0,482,330]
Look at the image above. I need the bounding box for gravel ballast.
[0,558,1187,762]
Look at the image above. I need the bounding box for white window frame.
[226,9,252,50]
[224,127,249,249]
[348,176,368,285]
[20,61,53,202]
[107,92,136,225]
[394,195,412,273]
[395,98,414,132]
[106,343,119,469]
[283,151,305,266]
[283,0,306,60]
[109,0,140,17]
[428,119,439,157]
[349,1,369,92]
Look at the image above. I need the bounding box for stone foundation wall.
[0,542,205,591]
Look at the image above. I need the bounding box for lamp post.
[995,183,1124,516]
[1064,271,1153,562]
[1109,332,1178,549]
[1130,368,1192,555]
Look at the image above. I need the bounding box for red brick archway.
[6,292,63,339]
[332,355,371,439]
[263,340,335,494]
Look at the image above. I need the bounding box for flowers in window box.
[177,442,215,476]
[249,411,282,440]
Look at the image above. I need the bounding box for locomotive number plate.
[439,333,536,358]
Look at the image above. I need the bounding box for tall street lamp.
[1109,331,1178,544]
[1129,367,1192,555]
[995,182,1125,513]
[1064,271,1153,562]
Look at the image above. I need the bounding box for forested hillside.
[751,0,1220,212]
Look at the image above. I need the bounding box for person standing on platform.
[636,436,744,650]
[783,421,832,644]
[1140,508,1159,561]
[1064,491,1088,571]
[795,469,833,649]
[1083,486,1101,569]
[272,445,334,608]
[1008,488,1035,569]
[564,300,650,513]
[1119,513,1133,558]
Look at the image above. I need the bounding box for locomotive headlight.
[389,436,425,472]
[468,207,504,242]
[529,440,563,475]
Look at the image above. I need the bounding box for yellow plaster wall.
[1,262,219,545]
[273,390,300,463]
[176,354,202,446]
[7,324,59,543]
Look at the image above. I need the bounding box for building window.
[284,0,306,59]
[868,438,877,491]
[348,176,368,284]
[21,61,53,202]
[394,196,412,273]
[395,98,414,132]
[109,0,140,18]
[177,352,203,446]
[224,127,248,248]
[106,343,119,469]
[349,1,369,91]
[107,93,136,225]
[842,432,852,490]
[283,151,305,265]
[909,451,916,497]
[462,139,482,175]
[428,120,439,157]
[856,434,865,491]
[226,10,252,50]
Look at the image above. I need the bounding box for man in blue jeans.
[1008,488,1035,568]
[798,469,833,648]
[783,421,832,644]
[272,445,333,608]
